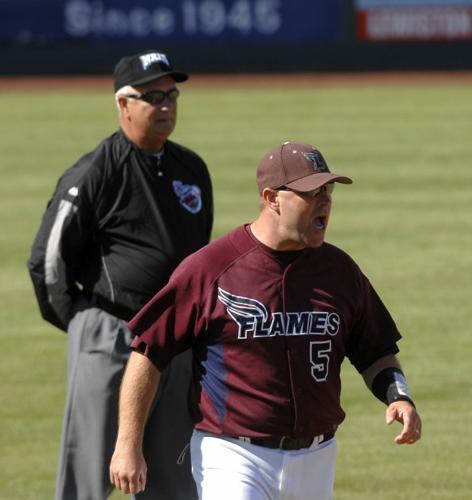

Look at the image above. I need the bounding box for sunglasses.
[277,183,335,197]
[125,88,180,105]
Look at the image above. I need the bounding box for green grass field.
[1,76,471,499]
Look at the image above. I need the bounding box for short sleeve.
[128,259,204,370]
[346,271,401,373]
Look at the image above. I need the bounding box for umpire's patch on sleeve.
[172,180,202,214]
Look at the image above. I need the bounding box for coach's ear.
[262,188,280,213]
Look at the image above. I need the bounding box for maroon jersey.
[130,225,401,438]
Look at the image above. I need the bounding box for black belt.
[237,430,336,451]
[83,292,134,322]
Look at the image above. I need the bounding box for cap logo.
[303,151,328,173]
[139,52,170,70]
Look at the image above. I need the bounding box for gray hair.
[114,85,136,111]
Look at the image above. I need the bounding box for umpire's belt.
[84,292,134,322]
[236,430,335,451]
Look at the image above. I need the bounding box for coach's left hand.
[386,401,422,445]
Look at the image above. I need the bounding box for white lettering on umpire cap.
[139,52,170,70]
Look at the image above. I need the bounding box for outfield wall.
[2,0,472,75]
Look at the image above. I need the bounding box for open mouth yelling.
[314,216,327,230]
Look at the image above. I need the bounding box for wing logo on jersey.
[217,287,340,340]
[303,151,329,173]
[218,287,269,340]
[172,180,202,214]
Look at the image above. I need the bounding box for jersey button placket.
[282,263,299,436]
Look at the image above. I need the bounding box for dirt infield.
[1,71,472,91]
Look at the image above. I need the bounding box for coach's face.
[276,184,333,250]
[119,75,178,152]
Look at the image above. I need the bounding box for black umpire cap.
[113,50,188,92]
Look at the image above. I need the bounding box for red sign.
[357,7,472,41]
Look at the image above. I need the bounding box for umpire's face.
[275,184,333,250]
[120,75,178,150]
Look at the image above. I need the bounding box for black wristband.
[371,367,416,408]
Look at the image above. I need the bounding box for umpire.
[28,50,213,500]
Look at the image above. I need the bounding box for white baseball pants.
[191,430,337,500]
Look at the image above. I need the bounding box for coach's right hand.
[110,444,147,494]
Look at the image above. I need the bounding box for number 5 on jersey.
[310,340,332,382]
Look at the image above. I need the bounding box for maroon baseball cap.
[113,50,188,92]
[257,142,353,194]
